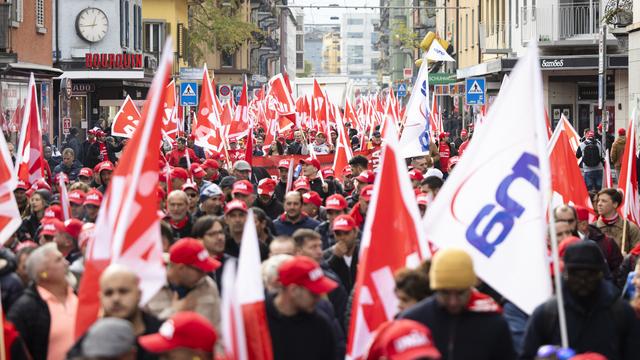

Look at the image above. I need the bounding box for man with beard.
[254,178,284,220]
[195,184,224,217]
[274,191,321,236]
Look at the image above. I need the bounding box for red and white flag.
[111,96,142,138]
[58,176,70,221]
[333,111,353,179]
[618,110,639,225]
[229,77,250,139]
[346,117,429,360]
[161,80,181,139]
[548,117,593,213]
[15,74,45,185]
[194,66,224,155]
[603,149,613,189]
[0,131,21,245]
[221,209,273,360]
[75,40,172,338]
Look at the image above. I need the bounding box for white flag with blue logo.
[399,55,431,159]
[426,40,455,62]
[423,42,552,315]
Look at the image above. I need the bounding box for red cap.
[224,199,248,214]
[559,236,582,257]
[43,205,64,221]
[293,177,310,191]
[63,219,84,239]
[32,179,51,191]
[232,180,254,196]
[258,178,276,196]
[278,159,291,169]
[325,194,348,211]
[597,123,603,131]
[169,238,221,272]
[417,193,429,206]
[586,130,595,139]
[171,167,189,180]
[360,185,374,201]
[68,190,86,205]
[438,132,450,140]
[84,189,103,207]
[191,165,206,179]
[16,179,29,191]
[79,167,93,178]
[278,256,338,294]
[408,169,424,181]
[201,159,219,170]
[139,312,217,354]
[343,166,353,177]
[300,157,321,170]
[365,320,441,360]
[97,161,114,173]
[574,206,590,222]
[321,168,335,178]
[181,181,198,193]
[356,170,375,184]
[302,191,322,208]
[55,172,69,184]
[40,218,64,236]
[618,128,626,136]
[461,129,468,136]
[332,214,357,232]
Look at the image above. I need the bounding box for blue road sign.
[465,77,485,105]
[397,83,407,97]
[180,82,198,106]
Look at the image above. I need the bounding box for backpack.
[582,141,602,167]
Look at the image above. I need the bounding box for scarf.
[98,141,108,160]
[168,216,189,230]
[600,213,619,226]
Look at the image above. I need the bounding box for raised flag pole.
[548,178,570,349]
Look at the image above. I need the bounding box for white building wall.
[340,13,380,87]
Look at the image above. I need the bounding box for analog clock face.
[76,8,109,43]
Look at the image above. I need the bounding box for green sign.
[428,72,457,84]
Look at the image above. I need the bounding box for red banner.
[253,151,369,176]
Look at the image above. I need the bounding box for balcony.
[479,22,512,54]
[521,2,601,45]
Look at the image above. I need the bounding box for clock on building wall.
[76,8,109,43]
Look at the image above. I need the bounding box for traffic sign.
[219,84,231,98]
[465,77,486,105]
[180,82,198,106]
[179,67,201,80]
[62,117,71,135]
[397,83,407,97]
[403,68,413,79]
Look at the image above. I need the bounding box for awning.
[0,62,64,77]
[56,71,145,80]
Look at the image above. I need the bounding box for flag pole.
[622,218,628,256]
[548,206,569,348]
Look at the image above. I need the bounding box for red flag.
[603,149,613,189]
[15,74,45,185]
[221,210,273,360]
[333,110,353,179]
[618,111,639,226]
[111,96,142,138]
[0,131,20,245]
[161,80,181,139]
[75,41,172,338]
[194,66,224,155]
[548,118,593,214]
[229,78,250,139]
[346,119,429,359]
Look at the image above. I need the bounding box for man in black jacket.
[399,248,516,360]
[253,178,284,220]
[300,157,335,200]
[520,241,640,360]
[323,215,359,293]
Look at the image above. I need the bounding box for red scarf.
[99,141,108,160]
[168,216,189,230]
[466,289,502,313]
[600,213,619,226]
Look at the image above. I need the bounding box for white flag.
[426,40,455,62]
[423,42,552,314]
[399,55,431,159]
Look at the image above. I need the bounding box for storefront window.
[59,94,88,145]
[0,79,53,143]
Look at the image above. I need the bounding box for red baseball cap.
[302,191,322,208]
[356,170,375,184]
[438,132,450,140]
[40,218,64,236]
[224,199,248,214]
[16,179,30,191]
[278,256,338,295]
[201,159,219,170]
[32,179,51,191]
[181,181,198,193]
[360,185,374,201]
[461,129,468,136]
[618,128,626,136]
[169,238,221,273]
[574,205,590,222]
[191,165,206,179]
[68,190,86,205]
[139,312,217,354]
[321,168,335,178]
[258,178,277,196]
[43,205,64,221]
[278,159,291,169]
[300,157,321,170]
[293,177,310,192]
[84,189,103,207]
[97,161,114,173]
[332,214,357,232]
[365,320,441,360]
[79,167,93,178]
[409,169,424,181]
[343,166,353,177]
[171,167,189,181]
[63,219,84,239]
[232,180,254,196]
[325,194,347,211]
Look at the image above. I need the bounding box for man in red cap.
[364,319,442,360]
[83,189,102,223]
[267,256,338,360]
[323,214,359,293]
[314,194,348,249]
[274,159,292,203]
[68,190,86,220]
[341,165,355,196]
[165,190,193,239]
[254,178,284,221]
[223,200,269,260]
[300,156,335,200]
[347,169,375,208]
[54,219,83,263]
[167,136,199,167]
[231,179,255,208]
[302,191,324,221]
[438,132,452,175]
[274,191,321,237]
[14,179,30,215]
[146,238,221,330]
[350,184,373,229]
[77,167,93,185]
[139,311,217,359]
[409,169,424,190]
[457,129,472,157]
[170,167,189,190]
[96,161,114,194]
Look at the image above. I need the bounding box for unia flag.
[618,110,639,226]
[15,74,45,185]
[398,54,431,159]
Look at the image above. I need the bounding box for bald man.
[165,190,193,239]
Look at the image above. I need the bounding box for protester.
[73,318,137,360]
[269,236,296,257]
[139,312,217,359]
[610,128,626,181]
[254,178,284,220]
[315,194,348,249]
[594,188,640,253]
[364,319,442,360]
[394,267,432,313]
[324,214,360,293]
[576,130,604,191]
[165,190,193,239]
[53,148,82,181]
[274,191,321,236]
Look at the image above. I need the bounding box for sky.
[290,0,379,25]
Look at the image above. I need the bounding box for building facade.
[322,32,341,75]
[304,26,326,76]
[341,13,380,90]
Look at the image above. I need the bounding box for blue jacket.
[273,214,320,237]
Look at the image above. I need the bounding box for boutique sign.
[85,53,143,70]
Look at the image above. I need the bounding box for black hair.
[421,176,444,190]
[191,215,225,239]
[349,155,369,168]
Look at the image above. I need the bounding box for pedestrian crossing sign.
[465,77,485,105]
[180,82,198,106]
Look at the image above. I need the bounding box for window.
[471,9,474,47]
[465,14,468,50]
[296,16,303,31]
[348,70,363,75]
[347,45,363,57]
[296,53,304,69]
[222,52,235,67]
[347,18,364,25]
[10,0,23,24]
[515,0,519,26]
[296,34,303,51]
[348,57,363,65]
[133,5,138,50]
[125,1,130,48]
[144,22,164,55]
[35,0,44,28]
[347,32,363,38]
[120,1,125,46]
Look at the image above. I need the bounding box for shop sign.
[72,83,95,93]
[85,53,143,70]
[429,72,457,84]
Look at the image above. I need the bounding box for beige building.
[322,32,341,75]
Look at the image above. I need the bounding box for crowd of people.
[1,120,640,360]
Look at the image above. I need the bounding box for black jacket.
[8,284,51,360]
[253,197,284,222]
[520,281,640,360]
[399,296,516,360]
[309,177,335,200]
[321,261,349,331]
[53,160,83,181]
[0,248,25,312]
[315,221,336,250]
[324,245,359,293]
[274,181,287,203]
